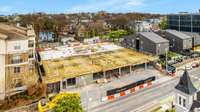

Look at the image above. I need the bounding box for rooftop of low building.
[0,23,29,40]
[166,29,192,40]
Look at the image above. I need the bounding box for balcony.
[28,40,34,48]
[29,54,34,59]
[28,43,34,48]
[11,59,23,64]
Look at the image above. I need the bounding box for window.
[179,96,182,105]
[14,79,23,88]
[14,45,21,50]
[29,51,34,58]
[29,64,33,71]
[14,67,20,73]
[15,82,23,88]
[12,54,22,64]
[13,54,20,60]
[47,82,60,94]
[183,98,186,107]
[62,81,66,89]
[93,72,104,80]
[28,40,34,47]
[67,78,76,86]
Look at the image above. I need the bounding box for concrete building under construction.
[37,42,158,94]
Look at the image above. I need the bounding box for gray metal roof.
[166,30,192,40]
[182,31,200,37]
[175,69,197,95]
[139,32,169,44]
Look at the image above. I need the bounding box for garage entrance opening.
[136,38,140,51]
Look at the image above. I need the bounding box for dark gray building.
[167,13,200,33]
[137,32,169,55]
[165,30,193,52]
[122,35,136,49]
[182,32,200,47]
[122,32,169,55]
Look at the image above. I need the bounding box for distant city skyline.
[0,0,200,15]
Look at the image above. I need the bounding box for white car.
[185,65,192,70]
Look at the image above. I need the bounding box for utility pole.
[165,48,168,73]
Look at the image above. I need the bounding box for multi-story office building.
[0,23,37,100]
[167,13,200,33]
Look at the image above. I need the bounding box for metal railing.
[11,59,23,64]
[28,44,34,48]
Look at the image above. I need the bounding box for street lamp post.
[81,76,88,112]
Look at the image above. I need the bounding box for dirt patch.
[0,83,46,111]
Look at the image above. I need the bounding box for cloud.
[66,0,146,13]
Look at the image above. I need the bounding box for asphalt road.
[88,68,200,112]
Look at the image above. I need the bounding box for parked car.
[185,65,193,70]
[167,65,176,74]
[191,63,200,68]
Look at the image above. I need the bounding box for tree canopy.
[52,93,84,112]
[108,29,128,41]
[159,17,168,30]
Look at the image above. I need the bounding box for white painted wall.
[0,40,6,54]
[0,55,5,100]
[0,39,5,100]
[6,40,28,54]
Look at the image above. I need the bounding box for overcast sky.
[0,0,200,15]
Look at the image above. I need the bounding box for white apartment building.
[0,24,37,100]
[135,21,153,32]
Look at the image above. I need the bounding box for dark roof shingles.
[175,69,197,94]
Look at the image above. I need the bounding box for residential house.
[134,21,152,32]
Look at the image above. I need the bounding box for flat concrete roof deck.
[39,43,158,84]
[194,46,200,52]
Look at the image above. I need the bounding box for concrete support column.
[129,66,132,74]
[103,71,106,78]
[60,80,63,91]
[145,63,147,70]
[76,77,80,88]
[119,68,121,75]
